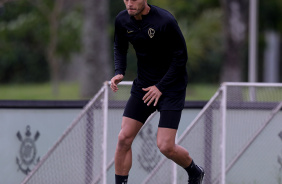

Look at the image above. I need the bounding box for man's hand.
[142,85,162,106]
[110,74,124,92]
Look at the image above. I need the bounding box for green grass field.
[0,82,219,101]
[186,84,219,101]
[0,83,81,100]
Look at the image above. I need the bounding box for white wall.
[0,108,80,184]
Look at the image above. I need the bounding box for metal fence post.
[220,84,227,184]
[102,82,109,184]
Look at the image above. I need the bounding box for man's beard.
[128,5,145,16]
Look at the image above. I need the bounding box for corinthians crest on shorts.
[16,125,40,175]
[137,124,160,172]
[278,131,282,171]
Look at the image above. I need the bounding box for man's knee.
[117,131,134,150]
[157,141,175,159]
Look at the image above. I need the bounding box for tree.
[0,0,82,94]
[220,0,248,82]
[27,0,64,96]
[0,0,50,83]
[81,0,112,98]
[26,0,82,96]
[259,0,282,82]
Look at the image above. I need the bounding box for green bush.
[0,1,49,83]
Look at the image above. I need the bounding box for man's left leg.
[157,127,204,184]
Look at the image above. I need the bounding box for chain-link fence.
[223,84,282,184]
[21,85,107,184]
[21,82,282,184]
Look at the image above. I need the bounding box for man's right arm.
[110,74,124,92]
[111,17,128,92]
[114,17,129,76]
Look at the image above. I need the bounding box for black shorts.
[123,95,182,129]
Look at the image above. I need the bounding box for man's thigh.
[123,95,157,124]
[159,110,182,129]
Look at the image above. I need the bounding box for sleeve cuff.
[115,69,125,76]
[155,83,165,93]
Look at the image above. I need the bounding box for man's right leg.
[115,116,143,184]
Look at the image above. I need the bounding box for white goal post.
[21,82,282,184]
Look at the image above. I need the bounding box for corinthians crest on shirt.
[148,28,155,38]
[16,125,40,175]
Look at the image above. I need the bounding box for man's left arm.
[155,19,188,93]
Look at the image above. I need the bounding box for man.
[110,0,205,183]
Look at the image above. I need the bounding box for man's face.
[123,0,146,17]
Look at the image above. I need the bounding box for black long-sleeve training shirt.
[114,5,188,110]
